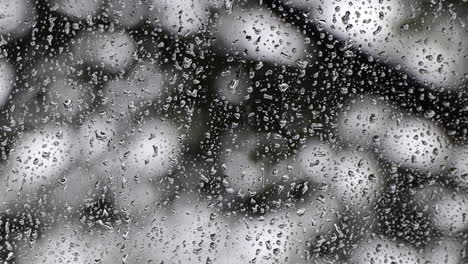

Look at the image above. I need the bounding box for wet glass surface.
[0,0,467,263]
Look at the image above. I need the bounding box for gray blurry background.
[0,0,467,263]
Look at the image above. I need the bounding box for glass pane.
[0,0,466,263]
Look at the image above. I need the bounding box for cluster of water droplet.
[0,0,466,263]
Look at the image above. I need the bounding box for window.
[1,0,467,263]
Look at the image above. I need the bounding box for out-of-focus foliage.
[0,0,467,263]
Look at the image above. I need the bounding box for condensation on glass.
[0,0,467,263]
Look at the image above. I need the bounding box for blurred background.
[0,0,467,263]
